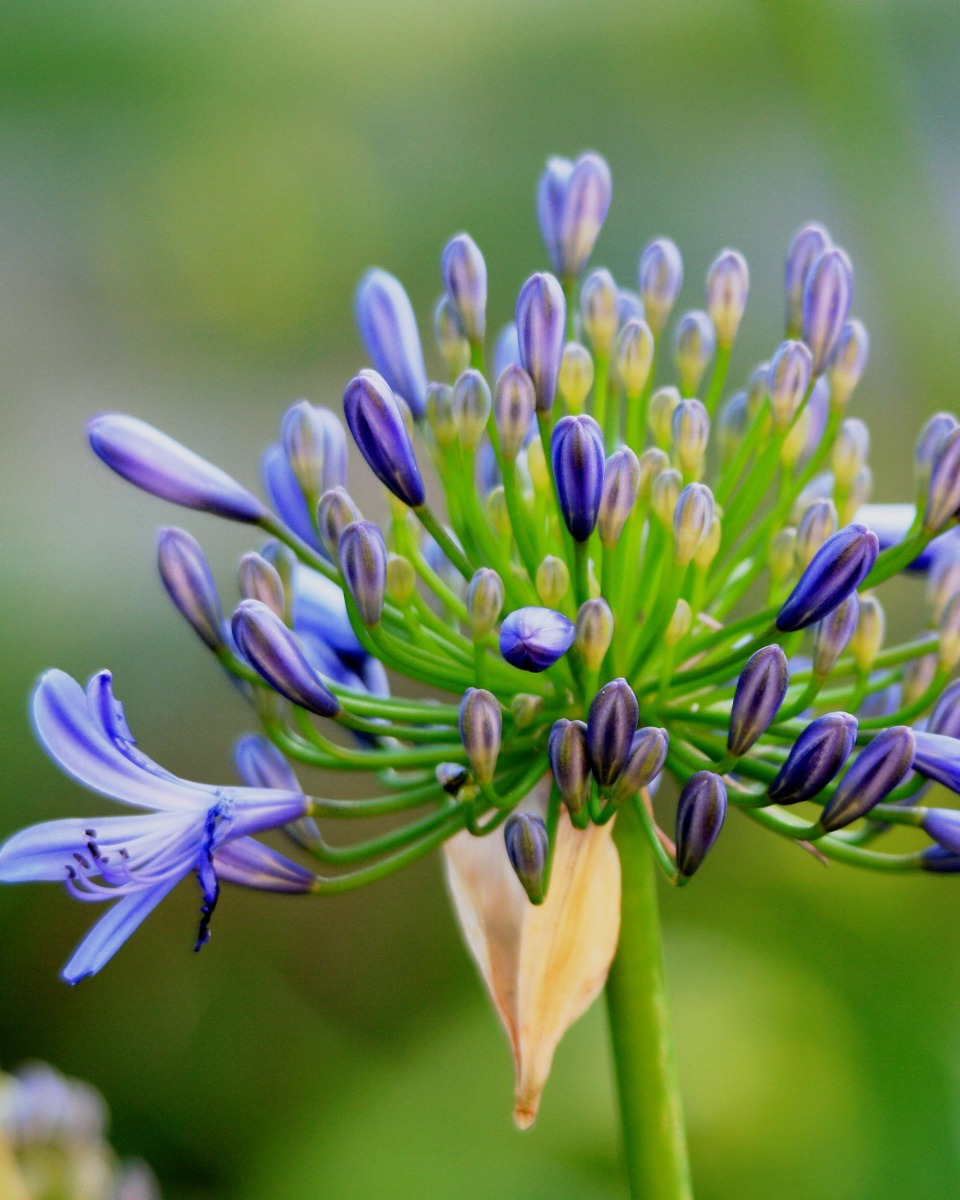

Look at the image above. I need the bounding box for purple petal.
[62,875,182,984]
[213,837,316,893]
[262,442,323,550]
[0,812,187,882]
[292,567,363,657]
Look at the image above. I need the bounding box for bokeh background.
[3,1,960,1196]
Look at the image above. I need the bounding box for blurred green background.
[3,0,960,1196]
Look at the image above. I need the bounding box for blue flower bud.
[614,318,654,398]
[920,846,960,873]
[826,319,869,409]
[718,391,749,465]
[637,447,670,502]
[767,711,858,804]
[433,296,471,377]
[618,288,645,325]
[494,365,537,460]
[587,678,639,788]
[317,485,362,560]
[88,413,266,522]
[466,568,505,639]
[237,552,285,619]
[924,426,960,534]
[156,527,225,651]
[820,726,915,832]
[638,237,683,337]
[728,645,789,756]
[784,222,831,337]
[343,369,426,508]
[813,592,859,677]
[442,232,487,344]
[558,342,595,412]
[673,310,715,397]
[673,482,715,566]
[452,369,492,451]
[459,687,502,784]
[671,398,710,475]
[551,414,605,541]
[339,520,388,627]
[776,523,879,631]
[705,248,749,348]
[232,599,341,716]
[549,718,591,816]
[928,680,960,738]
[676,772,727,877]
[516,272,567,413]
[795,498,838,569]
[915,412,959,491]
[768,340,813,430]
[355,269,428,418]
[436,762,471,795]
[280,401,348,501]
[493,323,521,379]
[912,730,960,794]
[802,248,854,374]
[504,813,549,905]
[537,152,612,281]
[922,808,960,855]
[580,268,619,356]
[598,445,641,547]
[499,606,575,672]
[574,598,614,672]
[612,727,669,803]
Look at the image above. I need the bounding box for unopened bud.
[832,418,869,491]
[785,222,831,337]
[385,553,416,605]
[552,415,605,541]
[238,552,285,619]
[343,370,425,508]
[850,593,884,671]
[442,232,487,344]
[536,556,570,607]
[672,398,710,475]
[436,762,470,795]
[517,272,566,413]
[452,369,492,452]
[549,718,592,815]
[467,568,505,639]
[638,237,683,336]
[157,527,225,651]
[673,310,715,397]
[612,727,669,803]
[813,593,860,677]
[826,319,869,409]
[526,435,549,492]
[903,653,937,706]
[665,598,693,645]
[780,405,812,470]
[232,600,340,716]
[587,678,639,787]
[511,693,543,729]
[459,687,502,784]
[676,772,727,877]
[768,340,813,431]
[927,553,960,624]
[575,598,614,671]
[317,486,362,561]
[580,268,619,356]
[558,342,594,413]
[281,401,348,503]
[705,248,749,348]
[777,524,879,631]
[728,645,789,756]
[598,445,641,547]
[614,318,654,398]
[499,606,576,672]
[673,482,715,565]
[915,413,959,492]
[649,386,681,450]
[425,382,458,449]
[434,296,471,377]
[924,427,960,533]
[802,247,854,375]
[651,467,682,529]
[769,527,798,585]
[694,516,722,571]
[795,499,838,570]
[637,447,670,503]
[339,520,388,627]
[503,813,549,904]
[820,726,915,832]
[355,270,428,418]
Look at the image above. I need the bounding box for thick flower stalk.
[8,150,960,1194]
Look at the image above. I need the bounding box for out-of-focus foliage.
[3,1,960,1196]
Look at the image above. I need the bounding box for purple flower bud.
[796,498,838,569]
[459,687,502,784]
[434,296,470,376]
[343,369,426,508]
[280,401,348,501]
[338,520,387,627]
[237,551,285,619]
[676,772,727,877]
[552,414,605,541]
[920,846,960,873]
[768,340,813,430]
[466,568,504,639]
[820,726,915,832]
[614,318,654,398]
[802,248,854,374]
[493,323,521,379]
[549,718,591,816]
[537,152,612,281]
[499,606,575,672]
[924,426,960,533]
[826,319,869,409]
[673,482,715,566]
[671,398,710,474]
[452,368,492,451]
[442,232,487,344]
[88,414,266,522]
[598,445,641,547]
[928,680,960,738]
[922,808,960,855]
[916,413,959,488]
[776,524,879,631]
[638,237,683,336]
[580,268,619,356]
[768,711,858,804]
[504,812,549,905]
[436,761,471,795]
[812,592,859,677]
[785,222,831,337]
[587,678,639,788]
[912,730,960,793]
[317,486,362,560]
[728,645,789,756]
[612,727,669,803]
[156,527,225,651]
[232,599,341,716]
[516,272,567,413]
[673,310,715,397]
[355,269,428,418]
[494,365,537,460]
[705,249,749,348]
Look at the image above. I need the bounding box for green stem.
[606,804,693,1200]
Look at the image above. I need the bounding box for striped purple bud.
[826,319,869,409]
[355,269,428,418]
[88,414,266,523]
[494,365,537,460]
[549,718,591,816]
[924,426,960,533]
[922,808,960,855]
[343,369,425,508]
[728,645,789,756]
[587,678,639,788]
[552,414,605,541]
[916,412,959,490]
[767,712,858,805]
[776,524,879,631]
[280,401,348,502]
[237,552,285,619]
[434,296,470,377]
[611,727,669,803]
[232,599,341,716]
[802,248,854,374]
[537,152,612,281]
[912,730,960,794]
[598,445,641,547]
[504,813,549,905]
[580,268,619,356]
[768,340,813,430]
[614,318,654,398]
[499,606,575,672]
[339,520,388,627]
[442,232,487,344]
[820,726,915,832]
[459,687,502,784]
[796,498,838,569]
[452,369,492,452]
[812,592,859,677]
[638,237,683,337]
[317,486,362,561]
[676,772,727,877]
[673,310,715,397]
[928,680,960,738]
[705,249,749,348]
[785,222,831,337]
[517,272,567,413]
[673,482,715,566]
[157,527,225,651]
[466,568,505,639]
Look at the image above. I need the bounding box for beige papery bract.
[443,777,622,1129]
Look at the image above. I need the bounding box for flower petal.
[213,837,316,893]
[0,813,188,882]
[62,875,183,984]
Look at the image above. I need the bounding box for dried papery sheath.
[355,268,428,418]
[820,726,915,832]
[549,719,591,815]
[598,445,641,547]
[517,272,567,413]
[339,520,388,627]
[785,222,831,336]
[537,151,612,281]
[434,295,471,376]
[767,712,858,804]
[156,527,225,652]
[238,552,285,619]
[500,606,575,672]
[581,268,619,356]
[675,772,727,877]
[813,592,859,677]
[459,687,502,784]
[638,237,683,336]
[727,645,789,756]
[673,483,715,566]
[802,248,854,374]
[777,524,879,631]
[587,678,639,788]
[611,727,669,803]
[442,232,487,344]
[705,248,749,348]
[768,340,813,431]
[558,342,595,413]
[574,599,614,672]
[826,319,869,409]
[504,813,549,904]
[317,486,362,561]
[453,369,493,451]
[467,568,505,639]
[89,414,266,522]
[495,365,537,459]
[232,599,341,716]
[673,311,715,397]
[343,369,426,508]
[552,415,605,541]
[281,401,348,501]
[614,318,654,397]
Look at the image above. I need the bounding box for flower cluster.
[7,149,960,1122]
